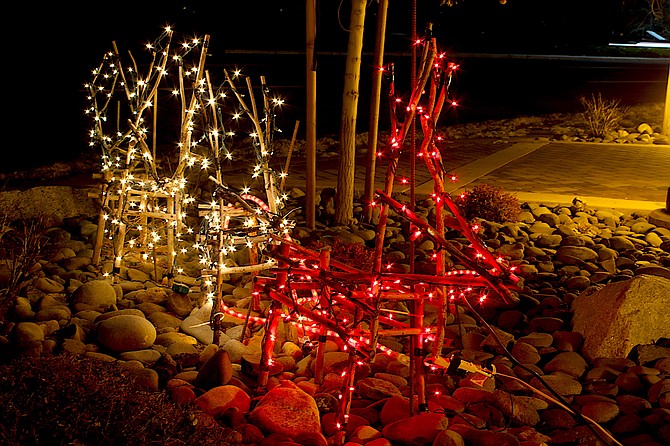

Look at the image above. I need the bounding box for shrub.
[0,353,239,446]
[455,184,521,223]
[579,93,629,138]
[307,238,374,272]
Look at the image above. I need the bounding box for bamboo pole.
[212,197,226,346]
[166,195,175,284]
[363,0,389,222]
[260,76,278,214]
[335,354,359,445]
[420,65,451,363]
[313,247,331,384]
[663,63,670,136]
[305,0,317,230]
[92,175,112,266]
[281,120,300,191]
[408,2,419,415]
[152,90,157,161]
[205,71,222,174]
[258,303,281,387]
[258,242,291,387]
[113,221,126,283]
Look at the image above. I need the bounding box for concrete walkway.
[275,137,669,213]
[370,139,668,212]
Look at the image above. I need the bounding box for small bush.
[307,238,374,272]
[0,353,239,446]
[455,184,521,223]
[580,93,629,138]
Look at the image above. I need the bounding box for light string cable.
[459,293,623,446]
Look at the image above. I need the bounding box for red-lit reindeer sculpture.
[209,34,521,441]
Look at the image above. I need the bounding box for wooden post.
[166,195,175,284]
[363,0,389,222]
[335,353,358,445]
[408,0,419,414]
[258,76,279,214]
[258,242,290,387]
[313,247,331,384]
[114,221,126,283]
[281,121,300,192]
[212,197,226,346]
[305,0,317,230]
[663,62,670,136]
[92,173,112,266]
[335,0,367,225]
[152,90,158,161]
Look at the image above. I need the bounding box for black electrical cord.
[459,293,620,446]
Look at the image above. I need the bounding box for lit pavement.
[280,138,670,213]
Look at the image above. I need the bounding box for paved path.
[448,140,669,211]
[280,138,670,212]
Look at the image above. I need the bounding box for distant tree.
[335,0,367,225]
[622,0,670,39]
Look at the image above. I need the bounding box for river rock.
[358,377,403,400]
[379,395,417,426]
[530,373,582,398]
[96,314,157,352]
[543,351,588,378]
[222,339,252,363]
[34,277,66,294]
[348,425,383,444]
[381,412,449,445]
[460,428,521,446]
[194,384,251,417]
[580,400,620,423]
[118,349,161,365]
[146,311,182,331]
[609,235,637,251]
[195,349,233,390]
[12,321,45,344]
[488,390,541,426]
[248,382,321,438]
[555,246,598,264]
[321,411,369,438]
[72,279,117,310]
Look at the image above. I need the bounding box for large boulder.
[571,275,670,361]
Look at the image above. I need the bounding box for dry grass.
[0,353,240,446]
[579,93,629,138]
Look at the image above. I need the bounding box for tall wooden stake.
[409,0,419,414]
[306,0,317,229]
[363,0,389,222]
[663,63,670,136]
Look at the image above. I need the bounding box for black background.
[6,0,664,172]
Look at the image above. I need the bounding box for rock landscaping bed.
[0,101,668,445]
[0,190,669,445]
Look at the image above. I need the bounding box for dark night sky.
[6,0,642,172]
